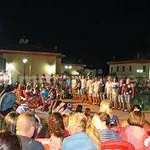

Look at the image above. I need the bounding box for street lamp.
[23,58,28,85]
[64,65,72,74]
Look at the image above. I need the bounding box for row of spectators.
[0,100,150,150]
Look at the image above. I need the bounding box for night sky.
[0,1,149,74]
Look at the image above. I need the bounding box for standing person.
[99,78,105,101]
[86,77,94,104]
[124,78,135,112]
[16,112,44,150]
[80,75,87,102]
[112,77,119,109]
[105,76,113,101]
[93,77,100,105]
[118,79,125,110]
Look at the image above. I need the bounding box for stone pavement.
[35,99,150,123]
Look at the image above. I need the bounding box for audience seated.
[98,112,122,141]
[0,131,22,150]
[47,112,67,150]
[2,111,19,134]
[62,113,98,150]
[121,104,150,130]
[121,111,147,150]
[99,100,120,127]
[16,112,44,150]
[86,114,101,149]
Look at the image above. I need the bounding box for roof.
[1,44,52,51]
[107,59,150,65]
[0,44,65,57]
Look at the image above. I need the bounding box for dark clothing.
[99,83,105,93]
[18,135,44,150]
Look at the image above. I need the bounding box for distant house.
[61,63,85,75]
[0,44,64,83]
[107,59,150,80]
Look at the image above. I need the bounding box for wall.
[3,53,59,83]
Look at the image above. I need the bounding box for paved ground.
[35,99,150,123]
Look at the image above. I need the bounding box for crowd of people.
[0,74,150,150]
[0,100,150,150]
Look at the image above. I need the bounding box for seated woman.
[0,131,22,150]
[2,111,19,134]
[121,104,150,130]
[37,112,67,150]
[86,114,101,149]
[121,111,147,150]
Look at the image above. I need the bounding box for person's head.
[0,131,22,150]
[47,112,64,138]
[86,119,101,149]
[75,105,83,113]
[62,114,69,129]
[130,104,142,112]
[126,78,131,84]
[99,100,113,115]
[127,111,145,128]
[16,112,37,138]
[113,77,118,82]
[84,108,91,117]
[98,112,110,126]
[68,113,87,135]
[91,114,102,130]
[3,111,19,134]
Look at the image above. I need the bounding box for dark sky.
[0,0,149,74]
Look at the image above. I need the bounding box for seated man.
[16,112,44,150]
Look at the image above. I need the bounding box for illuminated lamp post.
[22,58,28,85]
[64,65,72,74]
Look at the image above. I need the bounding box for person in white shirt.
[92,77,100,105]
[105,76,113,101]
[112,77,119,109]
[80,75,87,102]
[86,77,94,104]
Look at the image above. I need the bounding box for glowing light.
[6,63,15,71]
[137,69,143,73]
[64,65,72,69]
[23,58,28,64]
[46,64,56,74]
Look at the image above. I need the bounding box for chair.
[101,140,135,150]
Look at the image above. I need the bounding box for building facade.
[0,49,64,83]
[107,59,150,85]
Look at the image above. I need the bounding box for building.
[0,44,64,83]
[61,63,85,75]
[107,59,150,85]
